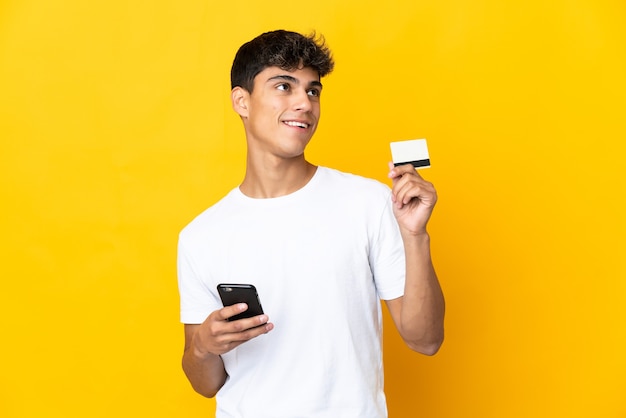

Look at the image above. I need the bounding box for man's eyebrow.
[267,75,323,89]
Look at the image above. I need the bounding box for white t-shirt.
[178,167,406,418]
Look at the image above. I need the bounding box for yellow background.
[1,1,625,417]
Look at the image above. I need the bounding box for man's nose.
[292,89,313,112]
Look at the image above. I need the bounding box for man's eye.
[277,83,290,91]
[307,89,321,97]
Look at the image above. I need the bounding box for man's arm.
[385,233,444,355]
[182,324,228,397]
[385,163,445,355]
[182,304,273,397]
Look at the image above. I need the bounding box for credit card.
[390,139,430,169]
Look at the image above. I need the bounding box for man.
[178,30,445,417]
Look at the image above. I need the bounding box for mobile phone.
[217,284,264,321]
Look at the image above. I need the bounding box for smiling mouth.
[283,120,310,129]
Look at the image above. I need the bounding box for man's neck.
[239,156,317,199]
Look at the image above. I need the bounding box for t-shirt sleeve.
[177,232,220,324]
[369,190,406,300]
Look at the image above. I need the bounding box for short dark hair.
[230,30,335,92]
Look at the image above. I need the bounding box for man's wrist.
[190,334,218,360]
[400,228,430,242]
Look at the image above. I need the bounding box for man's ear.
[231,86,249,118]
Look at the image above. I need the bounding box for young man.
[178,30,445,417]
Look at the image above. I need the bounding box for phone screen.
[217,284,264,321]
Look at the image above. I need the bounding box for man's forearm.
[182,343,228,398]
[399,232,445,354]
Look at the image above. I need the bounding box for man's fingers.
[218,318,273,351]
[201,308,273,355]
[389,168,436,209]
[218,303,249,321]
[393,181,420,207]
[388,162,422,180]
[232,320,273,340]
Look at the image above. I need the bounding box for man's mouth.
[283,120,310,129]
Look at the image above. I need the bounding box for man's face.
[235,66,323,160]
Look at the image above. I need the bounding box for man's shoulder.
[317,166,390,195]
[179,187,239,240]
